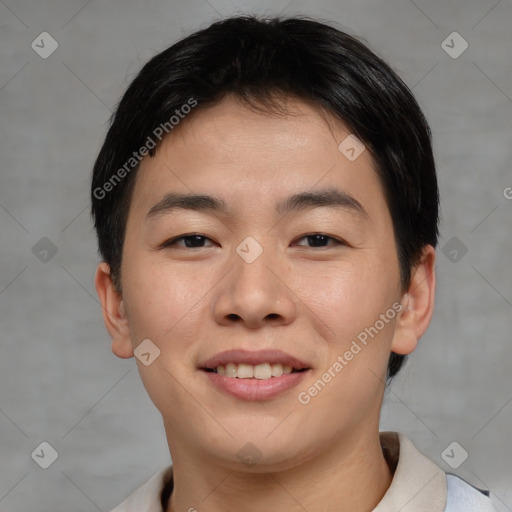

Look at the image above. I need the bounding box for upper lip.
[200,349,311,370]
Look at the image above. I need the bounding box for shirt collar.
[373,431,447,511]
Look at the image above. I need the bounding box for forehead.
[173,95,351,157]
[130,95,387,224]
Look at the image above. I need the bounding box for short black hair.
[91,15,439,379]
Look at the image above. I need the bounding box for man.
[91,15,497,512]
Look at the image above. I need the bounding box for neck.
[166,431,392,512]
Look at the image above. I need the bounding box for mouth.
[201,362,309,379]
[198,349,311,400]
[199,349,311,379]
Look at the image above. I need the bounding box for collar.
[374,431,447,511]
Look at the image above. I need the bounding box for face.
[97,95,432,472]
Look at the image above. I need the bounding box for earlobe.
[94,262,134,359]
[391,245,436,355]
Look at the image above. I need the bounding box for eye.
[161,233,347,250]
[293,233,346,248]
[161,233,216,249]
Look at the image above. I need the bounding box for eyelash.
[161,233,347,249]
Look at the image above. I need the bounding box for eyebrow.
[146,187,368,220]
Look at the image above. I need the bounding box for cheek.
[296,258,397,344]
[294,264,398,428]
[120,259,212,416]
[121,246,208,342]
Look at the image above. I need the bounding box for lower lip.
[202,369,310,401]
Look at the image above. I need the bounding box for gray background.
[0,0,511,510]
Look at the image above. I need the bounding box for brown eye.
[293,234,345,248]
[162,234,215,248]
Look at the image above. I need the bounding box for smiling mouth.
[201,362,309,380]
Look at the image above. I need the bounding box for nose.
[212,240,297,329]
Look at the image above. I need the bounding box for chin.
[199,432,319,473]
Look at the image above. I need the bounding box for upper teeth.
[215,363,294,379]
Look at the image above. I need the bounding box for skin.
[95,95,436,512]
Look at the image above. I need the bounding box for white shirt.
[109,432,497,512]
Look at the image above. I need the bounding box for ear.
[391,245,436,355]
[94,262,134,359]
